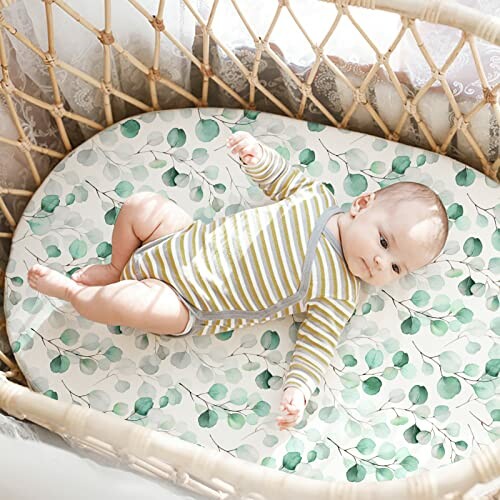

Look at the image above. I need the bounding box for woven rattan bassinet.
[0,1,499,498]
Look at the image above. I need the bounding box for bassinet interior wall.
[0,1,498,496]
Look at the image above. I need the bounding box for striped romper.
[121,144,360,400]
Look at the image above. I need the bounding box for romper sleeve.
[283,296,356,402]
[239,142,320,201]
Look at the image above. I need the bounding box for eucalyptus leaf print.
[6,108,499,485]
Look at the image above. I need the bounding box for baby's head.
[338,181,449,287]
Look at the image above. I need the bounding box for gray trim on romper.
[133,205,345,335]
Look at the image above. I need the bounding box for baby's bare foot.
[227,131,263,166]
[28,264,81,301]
[72,263,121,286]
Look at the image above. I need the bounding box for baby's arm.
[278,296,356,430]
[227,131,319,201]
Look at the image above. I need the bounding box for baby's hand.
[277,387,306,431]
[227,131,263,166]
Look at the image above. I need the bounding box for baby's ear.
[350,192,375,215]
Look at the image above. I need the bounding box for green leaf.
[307,122,325,132]
[228,413,245,429]
[79,358,97,375]
[198,409,218,428]
[437,376,461,399]
[255,369,273,389]
[491,410,500,422]
[190,186,203,202]
[400,455,419,471]
[439,351,462,372]
[41,194,60,213]
[416,154,426,166]
[50,355,70,373]
[455,167,475,186]
[463,237,482,257]
[376,468,394,481]
[458,276,475,296]
[343,354,357,367]
[252,401,271,417]
[431,320,448,336]
[344,173,367,197]
[104,207,120,225]
[485,359,500,377]
[195,119,219,142]
[411,290,430,307]
[432,443,445,459]
[149,159,167,169]
[69,239,87,259]
[401,316,421,335]
[392,351,409,368]
[120,119,140,138]
[365,349,383,369]
[104,346,122,362]
[134,397,153,416]
[215,330,233,341]
[299,148,315,165]
[167,128,187,147]
[346,464,366,482]
[10,276,23,286]
[243,110,259,119]
[162,166,179,186]
[319,406,339,423]
[60,328,79,346]
[472,381,495,399]
[362,377,382,395]
[114,181,134,198]
[323,182,335,196]
[455,307,473,323]
[447,203,463,220]
[112,402,128,416]
[392,155,411,174]
[192,148,208,164]
[409,385,428,405]
[493,229,500,251]
[345,148,368,170]
[208,383,227,401]
[403,424,420,444]
[22,297,43,314]
[260,330,280,350]
[356,438,375,455]
[282,451,302,471]
[96,242,112,258]
[66,193,76,205]
[44,390,58,400]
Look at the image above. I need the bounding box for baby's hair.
[374,181,449,259]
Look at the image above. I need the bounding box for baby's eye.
[380,235,388,249]
[392,264,400,274]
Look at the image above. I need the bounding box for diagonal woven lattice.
[0,0,499,382]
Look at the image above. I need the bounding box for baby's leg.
[73,193,193,286]
[28,265,190,335]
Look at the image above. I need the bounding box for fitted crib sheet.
[4,108,499,483]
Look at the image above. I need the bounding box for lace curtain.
[0,0,499,437]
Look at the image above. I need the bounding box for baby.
[28,130,449,431]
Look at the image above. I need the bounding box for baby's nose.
[374,255,386,270]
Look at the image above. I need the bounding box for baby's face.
[340,195,438,287]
